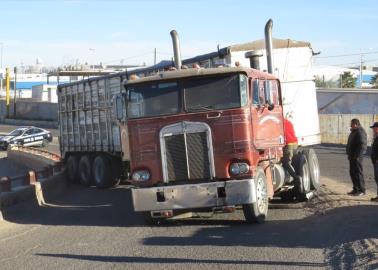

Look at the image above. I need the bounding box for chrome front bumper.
[131,179,256,212]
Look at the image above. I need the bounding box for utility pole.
[5,67,10,117]
[359,52,363,88]
[154,48,157,65]
[13,67,17,117]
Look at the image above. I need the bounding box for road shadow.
[35,253,327,268]
[28,203,378,269]
[1,181,309,228]
[140,205,378,269]
[2,184,147,227]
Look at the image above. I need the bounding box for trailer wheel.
[66,155,79,183]
[292,153,311,201]
[78,155,93,186]
[242,167,268,224]
[93,155,113,188]
[303,148,320,190]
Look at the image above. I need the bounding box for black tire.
[242,166,269,224]
[303,148,320,190]
[78,155,93,186]
[292,153,311,201]
[66,155,79,183]
[92,154,114,188]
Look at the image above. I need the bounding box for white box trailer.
[58,72,130,188]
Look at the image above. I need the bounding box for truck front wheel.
[242,167,268,224]
[93,155,113,188]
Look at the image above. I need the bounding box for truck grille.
[164,132,211,181]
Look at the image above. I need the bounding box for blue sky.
[0,0,377,68]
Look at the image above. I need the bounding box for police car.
[0,126,53,150]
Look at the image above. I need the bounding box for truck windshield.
[127,82,180,119]
[126,73,247,119]
[185,74,246,112]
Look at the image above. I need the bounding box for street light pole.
[359,52,363,88]
[13,67,17,117]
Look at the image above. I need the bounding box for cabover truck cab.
[122,20,320,224]
[124,66,310,224]
[58,73,130,188]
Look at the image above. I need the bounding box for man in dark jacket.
[370,122,378,201]
[346,118,367,196]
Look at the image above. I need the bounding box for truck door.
[250,78,284,149]
[114,93,130,162]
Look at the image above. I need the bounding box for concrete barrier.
[7,146,61,171]
[0,146,66,220]
[319,114,378,145]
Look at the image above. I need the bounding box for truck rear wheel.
[292,153,311,201]
[93,155,113,189]
[242,167,268,224]
[303,148,320,190]
[66,155,79,183]
[78,155,93,186]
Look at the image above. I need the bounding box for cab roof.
[124,66,277,86]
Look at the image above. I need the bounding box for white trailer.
[58,73,130,188]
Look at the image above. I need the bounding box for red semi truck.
[116,20,320,224]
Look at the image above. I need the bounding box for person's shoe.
[347,190,357,195]
[352,191,365,196]
[370,196,378,202]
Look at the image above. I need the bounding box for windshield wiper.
[186,104,214,112]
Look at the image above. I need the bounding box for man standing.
[346,118,367,196]
[370,122,378,201]
[283,117,301,182]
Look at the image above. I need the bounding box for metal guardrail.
[0,146,64,193]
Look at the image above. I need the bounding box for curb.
[0,146,66,219]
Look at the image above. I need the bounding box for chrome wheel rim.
[256,176,268,213]
[303,162,311,191]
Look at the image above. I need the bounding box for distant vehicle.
[0,127,52,150]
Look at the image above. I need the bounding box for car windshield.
[185,74,244,112]
[8,129,25,136]
[127,82,180,119]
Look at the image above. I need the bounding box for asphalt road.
[0,145,377,270]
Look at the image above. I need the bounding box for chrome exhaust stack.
[264,19,274,74]
[170,30,182,70]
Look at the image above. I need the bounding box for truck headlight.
[132,170,151,181]
[230,162,250,175]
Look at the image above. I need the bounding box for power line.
[314,51,378,59]
[102,51,154,64]
[313,58,378,67]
